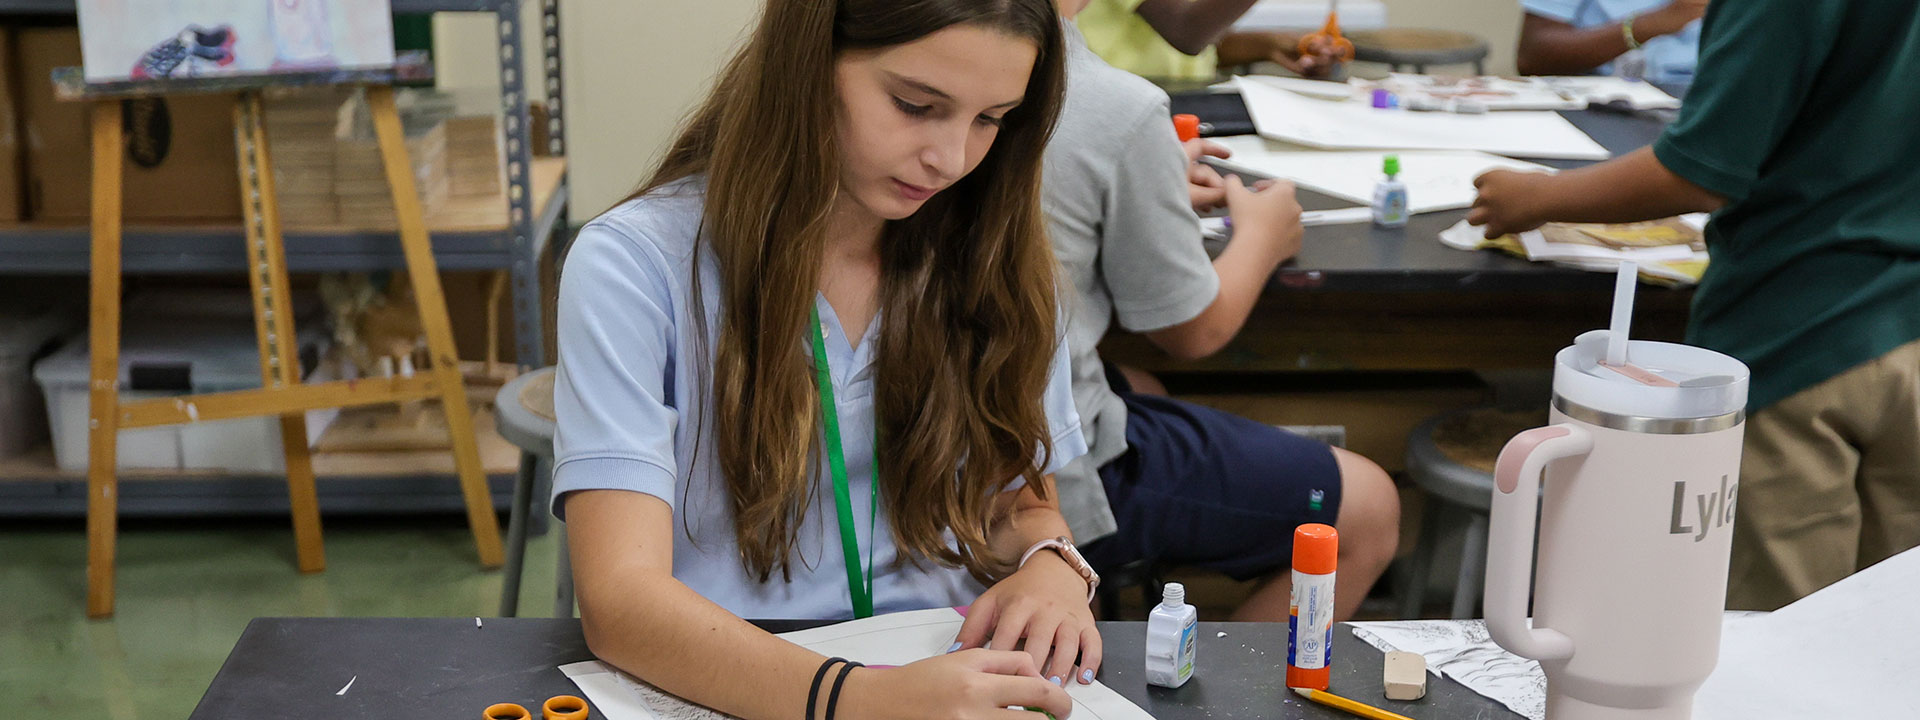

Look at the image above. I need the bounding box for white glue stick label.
[1289,569,1336,670]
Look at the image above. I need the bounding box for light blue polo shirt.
[1523,0,1701,86]
[552,176,1089,621]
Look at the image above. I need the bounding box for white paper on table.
[1369,74,1681,112]
[1221,74,1356,101]
[1536,76,1682,110]
[1210,135,1555,214]
[1694,548,1920,719]
[560,608,1158,720]
[1233,76,1612,161]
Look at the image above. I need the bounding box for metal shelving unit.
[0,0,568,517]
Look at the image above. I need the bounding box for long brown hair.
[635,0,1066,584]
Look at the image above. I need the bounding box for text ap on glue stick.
[1145,582,1198,688]
[1287,523,1338,690]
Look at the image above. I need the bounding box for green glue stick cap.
[1383,154,1400,177]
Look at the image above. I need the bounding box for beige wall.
[1380,0,1523,76]
[437,0,1522,223]
[435,0,760,222]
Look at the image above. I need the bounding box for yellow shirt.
[1075,0,1219,81]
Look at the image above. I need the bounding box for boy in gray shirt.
[1044,5,1400,622]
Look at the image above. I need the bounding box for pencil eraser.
[1383,651,1427,701]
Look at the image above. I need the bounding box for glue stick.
[1287,524,1339,690]
[1173,113,1202,142]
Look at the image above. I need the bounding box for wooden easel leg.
[235,92,326,574]
[86,101,124,619]
[485,270,508,378]
[366,86,504,568]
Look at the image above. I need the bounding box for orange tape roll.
[543,694,590,720]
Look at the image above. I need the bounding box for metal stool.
[1398,407,1541,618]
[1348,29,1491,75]
[495,366,574,618]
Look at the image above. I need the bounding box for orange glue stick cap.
[1173,113,1201,142]
[1293,523,1339,575]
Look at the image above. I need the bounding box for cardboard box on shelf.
[16,27,241,223]
[264,88,355,227]
[0,31,22,223]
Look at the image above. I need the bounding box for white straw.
[1607,261,1637,366]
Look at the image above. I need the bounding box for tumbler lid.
[1554,330,1749,422]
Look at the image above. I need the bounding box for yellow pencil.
[1292,687,1417,720]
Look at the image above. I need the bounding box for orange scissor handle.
[543,695,590,720]
[484,703,532,720]
[1299,12,1357,62]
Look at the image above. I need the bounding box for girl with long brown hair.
[553,0,1100,716]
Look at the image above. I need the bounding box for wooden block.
[1383,651,1427,701]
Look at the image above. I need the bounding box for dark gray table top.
[189,617,1522,720]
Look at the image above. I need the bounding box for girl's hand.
[952,554,1103,688]
[843,649,1072,720]
[1184,139,1233,213]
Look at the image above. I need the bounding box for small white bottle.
[1145,582,1199,688]
[1372,154,1408,228]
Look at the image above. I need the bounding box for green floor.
[0,515,561,720]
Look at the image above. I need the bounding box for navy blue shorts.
[1081,372,1343,582]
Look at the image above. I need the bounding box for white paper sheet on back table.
[1231,76,1612,161]
[560,608,1159,720]
[1209,135,1555,215]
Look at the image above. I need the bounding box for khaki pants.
[1729,338,1920,610]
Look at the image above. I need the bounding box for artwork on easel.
[75,0,395,85]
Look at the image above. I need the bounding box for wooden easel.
[84,85,504,618]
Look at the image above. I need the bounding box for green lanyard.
[811,307,880,618]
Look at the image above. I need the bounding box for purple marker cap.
[1371,88,1391,109]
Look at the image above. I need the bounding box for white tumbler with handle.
[1486,329,1749,720]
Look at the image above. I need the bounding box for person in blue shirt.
[555,0,1103,716]
[1517,0,1705,86]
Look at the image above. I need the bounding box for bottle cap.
[1292,523,1339,575]
[1162,582,1186,607]
[1173,114,1201,142]
[1382,154,1400,177]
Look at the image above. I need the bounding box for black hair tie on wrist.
[825,661,865,720]
[807,657,848,720]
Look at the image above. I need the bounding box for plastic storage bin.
[0,312,74,459]
[34,322,333,473]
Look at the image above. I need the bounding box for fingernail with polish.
[946,642,962,654]
[1050,676,1064,687]
[1080,669,1095,684]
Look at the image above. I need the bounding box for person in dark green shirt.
[1470,0,1920,611]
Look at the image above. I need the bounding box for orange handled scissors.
[1299,0,1357,63]
[484,695,589,720]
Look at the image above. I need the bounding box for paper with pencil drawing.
[561,609,1157,720]
[1233,76,1611,161]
